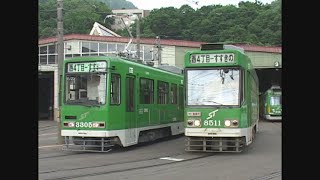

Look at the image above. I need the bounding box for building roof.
[38,34,282,53]
[89,22,121,37]
[232,43,282,53]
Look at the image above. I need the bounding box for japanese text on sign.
[67,61,107,73]
[190,53,235,64]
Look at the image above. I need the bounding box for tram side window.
[171,83,177,104]
[140,78,154,104]
[158,81,168,104]
[241,69,245,104]
[110,74,120,105]
[179,85,184,108]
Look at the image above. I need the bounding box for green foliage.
[39,0,113,38]
[247,0,281,45]
[39,0,281,46]
[97,0,137,9]
[139,0,281,45]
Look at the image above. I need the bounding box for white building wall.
[65,41,81,54]
[160,46,176,65]
[246,52,282,68]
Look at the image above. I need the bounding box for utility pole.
[136,14,141,63]
[57,0,64,144]
[155,36,162,66]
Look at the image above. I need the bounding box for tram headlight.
[224,120,231,127]
[187,119,201,127]
[187,120,194,126]
[92,122,100,128]
[63,122,75,127]
[224,120,239,127]
[92,122,105,128]
[194,120,201,127]
[68,122,75,127]
[232,120,239,127]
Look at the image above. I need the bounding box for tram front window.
[65,73,106,106]
[186,68,240,106]
[270,96,281,106]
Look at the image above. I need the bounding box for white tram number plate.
[190,53,235,64]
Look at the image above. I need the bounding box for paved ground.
[39,120,59,128]
[38,120,281,180]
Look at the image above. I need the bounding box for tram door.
[125,75,137,145]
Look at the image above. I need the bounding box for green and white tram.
[183,44,259,152]
[60,56,184,151]
[260,85,282,121]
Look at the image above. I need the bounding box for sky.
[128,0,275,10]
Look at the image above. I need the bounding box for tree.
[247,0,281,45]
[97,0,137,9]
[141,7,183,39]
[39,0,281,46]
[39,0,113,38]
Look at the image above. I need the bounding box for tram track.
[40,153,215,180]
[39,151,186,173]
[39,152,86,159]
[39,145,131,159]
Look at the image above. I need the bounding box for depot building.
[38,32,281,121]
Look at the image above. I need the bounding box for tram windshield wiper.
[204,100,224,105]
[66,99,101,107]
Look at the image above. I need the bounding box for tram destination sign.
[190,53,235,64]
[67,61,107,73]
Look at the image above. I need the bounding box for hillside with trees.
[97,0,137,9]
[39,0,281,46]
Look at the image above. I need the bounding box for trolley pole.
[57,0,64,144]
[136,14,141,63]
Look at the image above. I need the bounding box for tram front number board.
[190,53,235,64]
[67,62,106,73]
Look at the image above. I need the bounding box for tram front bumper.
[185,127,248,137]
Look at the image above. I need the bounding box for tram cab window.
[65,74,106,105]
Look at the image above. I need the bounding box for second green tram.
[60,56,184,152]
[184,44,259,152]
[260,85,282,121]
